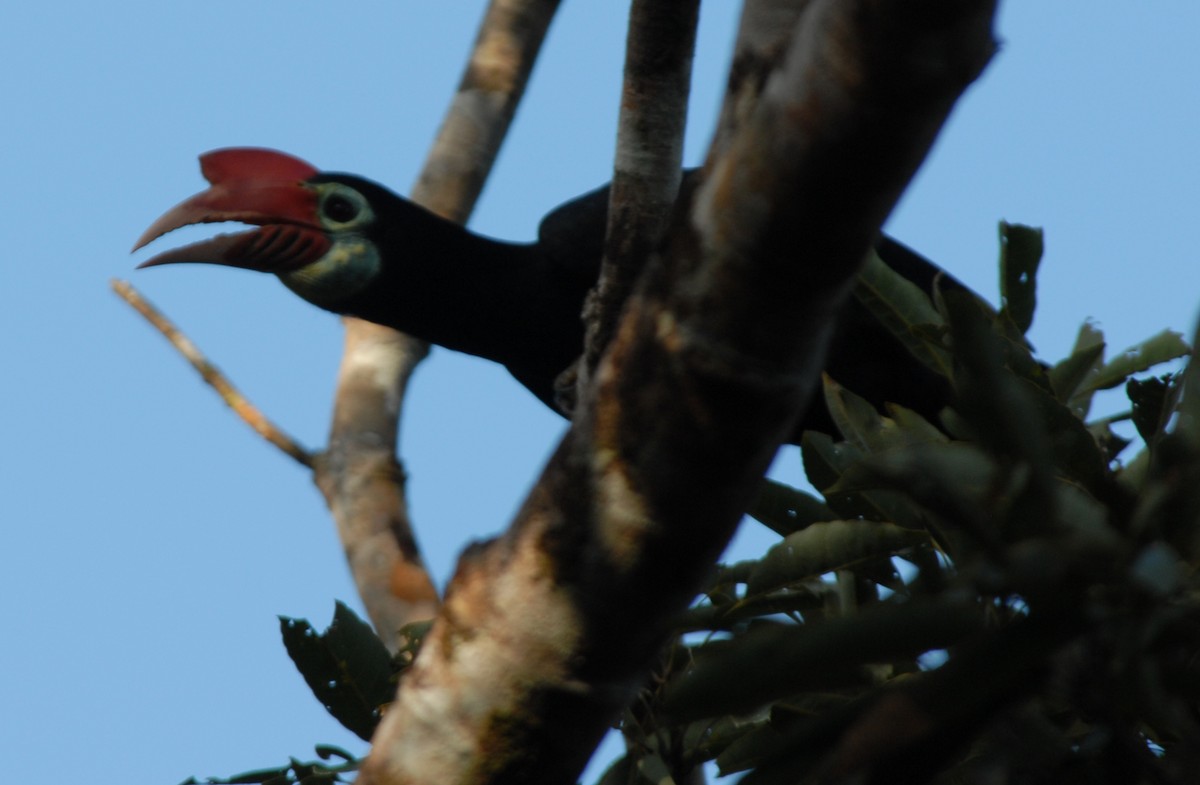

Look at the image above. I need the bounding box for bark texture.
[575,0,700,401]
[316,326,436,643]
[359,0,998,782]
[314,0,563,649]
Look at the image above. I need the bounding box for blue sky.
[2,2,1198,782]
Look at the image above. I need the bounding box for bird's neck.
[340,201,586,373]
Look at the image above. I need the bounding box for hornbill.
[133,148,953,436]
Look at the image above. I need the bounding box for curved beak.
[133,148,332,273]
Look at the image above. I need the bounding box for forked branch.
[314,0,564,646]
[359,1,998,783]
[576,0,700,397]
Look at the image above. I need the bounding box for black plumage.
[137,150,955,439]
[306,172,952,434]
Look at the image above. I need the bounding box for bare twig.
[315,0,564,649]
[111,279,314,469]
[360,1,998,784]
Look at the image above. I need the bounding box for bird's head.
[133,148,384,308]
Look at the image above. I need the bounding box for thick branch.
[360,1,998,783]
[315,0,562,649]
[710,0,813,161]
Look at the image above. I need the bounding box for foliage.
[177,745,359,785]
[182,608,427,785]
[279,602,397,742]
[597,223,1200,784]
[202,224,1199,784]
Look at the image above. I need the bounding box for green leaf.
[279,602,395,741]
[941,290,1060,494]
[680,585,830,633]
[800,431,860,494]
[823,374,890,452]
[823,377,947,454]
[1128,376,1173,442]
[1176,332,1200,448]
[682,715,761,770]
[884,403,950,445]
[713,692,879,779]
[593,754,633,785]
[313,745,356,763]
[665,600,984,721]
[1131,333,1200,558]
[832,442,999,550]
[747,521,926,595]
[715,713,835,777]
[1061,320,1107,417]
[801,432,932,530]
[746,479,836,536]
[853,249,953,379]
[1025,376,1110,494]
[1053,480,1119,546]
[1077,329,1190,395]
[722,701,867,784]
[220,766,291,784]
[998,222,1044,335]
[636,755,675,784]
[740,616,1079,785]
[184,747,357,785]
[854,553,907,595]
[1050,341,1106,407]
[1086,417,1133,463]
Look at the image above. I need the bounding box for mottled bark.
[412,0,564,222]
[314,0,563,650]
[316,325,436,642]
[710,0,814,162]
[574,0,699,403]
[360,0,998,782]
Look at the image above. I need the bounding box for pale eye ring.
[323,193,360,223]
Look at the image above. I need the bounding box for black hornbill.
[134,148,952,436]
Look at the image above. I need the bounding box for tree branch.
[111,279,314,469]
[316,324,436,642]
[411,0,564,220]
[359,0,998,783]
[711,0,813,162]
[575,0,699,399]
[314,0,563,649]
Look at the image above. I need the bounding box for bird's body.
[301,177,596,409]
[135,148,952,435]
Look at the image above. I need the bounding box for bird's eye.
[324,193,360,223]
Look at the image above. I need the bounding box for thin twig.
[112,278,314,469]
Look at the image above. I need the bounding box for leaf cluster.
[181,604,427,785]
[177,744,358,785]
[597,223,1200,785]
[193,225,1200,785]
